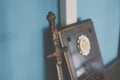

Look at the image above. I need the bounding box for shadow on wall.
[43,27,58,80]
[105,21,120,69]
[118,22,120,57]
[118,41,120,57]
[0,1,12,80]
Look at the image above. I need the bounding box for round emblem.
[77,35,91,56]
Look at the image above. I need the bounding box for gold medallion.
[77,35,91,56]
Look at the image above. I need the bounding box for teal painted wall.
[77,0,120,65]
[0,0,58,80]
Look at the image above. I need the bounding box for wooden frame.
[59,19,106,80]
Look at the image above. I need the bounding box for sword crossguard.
[46,46,68,59]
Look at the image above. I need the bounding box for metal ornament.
[46,12,67,80]
[77,35,91,56]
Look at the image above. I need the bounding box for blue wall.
[0,0,58,80]
[77,0,120,65]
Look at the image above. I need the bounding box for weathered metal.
[46,11,67,80]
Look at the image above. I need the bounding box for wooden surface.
[106,59,120,80]
[59,19,106,80]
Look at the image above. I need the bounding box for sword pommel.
[47,11,56,25]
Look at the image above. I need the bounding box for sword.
[46,11,67,80]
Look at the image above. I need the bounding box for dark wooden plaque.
[58,19,106,80]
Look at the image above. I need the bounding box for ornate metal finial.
[47,11,56,25]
